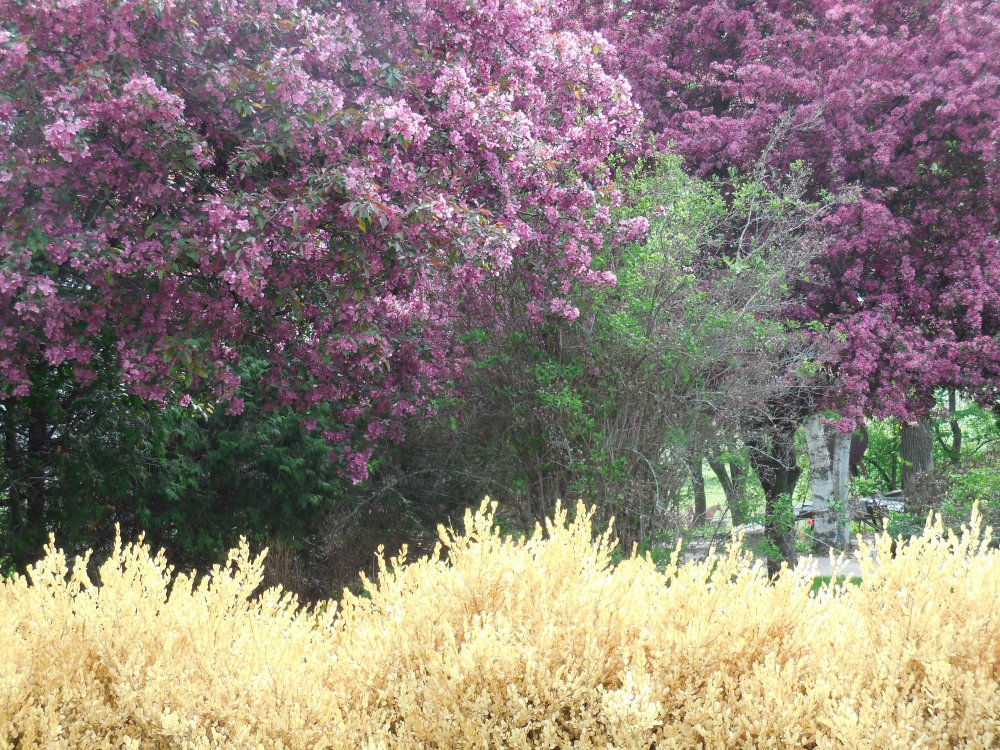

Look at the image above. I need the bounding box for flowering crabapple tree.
[0,0,638,469]
[566,0,1000,556]
[572,0,1000,425]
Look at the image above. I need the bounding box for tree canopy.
[3,0,1000,581]
[570,0,1000,424]
[0,0,639,480]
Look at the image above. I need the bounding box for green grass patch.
[810,575,862,594]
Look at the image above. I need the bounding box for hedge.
[1,500,997,748]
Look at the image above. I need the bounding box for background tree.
[706,451,750,526]
[856,391,1000,548]
[6,0,997,582]
[411,154,828,557]
[568,0,1000,502]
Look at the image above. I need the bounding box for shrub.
[1,501,997,748]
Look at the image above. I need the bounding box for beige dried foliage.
[1,500,998,749]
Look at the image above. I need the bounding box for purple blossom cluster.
[0,0,640,481]
[567,0,1000,423]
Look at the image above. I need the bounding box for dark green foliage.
[1,356,345,575]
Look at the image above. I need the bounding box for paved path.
[797,554,865,578]
[680,541,870,579]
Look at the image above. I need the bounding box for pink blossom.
[570,0,1000,421]
[1,0,641,480]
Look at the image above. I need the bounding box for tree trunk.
[803,415,850,553]
[889,435,899,491]
[1,393,50,572]
[948,390,962,467]
[746,425,801,578]
[1,408,20,564]
[707,456,749,526]
[688,455,707,524]
[900,418,934,494]
[25,400,47,534]
[849,424,868,477]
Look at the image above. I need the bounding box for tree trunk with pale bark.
[803,415,851,553]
